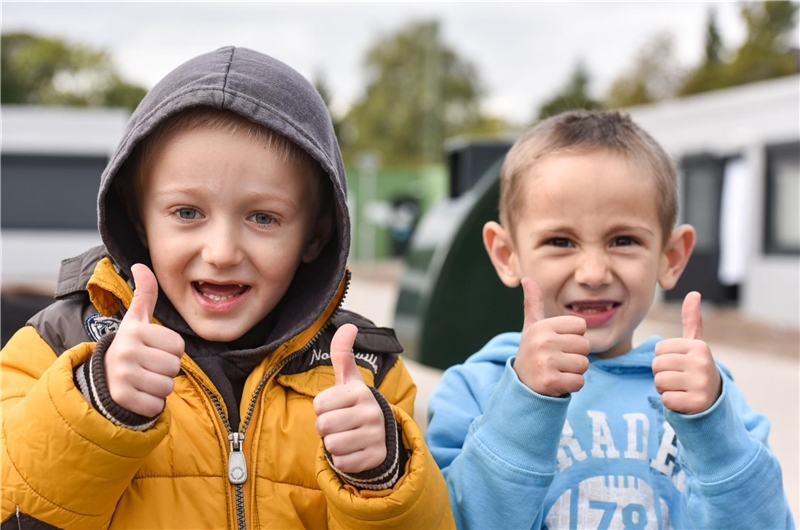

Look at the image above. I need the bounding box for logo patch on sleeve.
[308,349,380,374]
[84,314,121,341]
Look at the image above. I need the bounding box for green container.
[394,158,523,370]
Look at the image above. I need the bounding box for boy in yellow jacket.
[1,47,454,529]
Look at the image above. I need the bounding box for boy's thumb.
[128,263,159,324]
[521,277,545,329]
[330,324,362,386]
[682,291,703,340]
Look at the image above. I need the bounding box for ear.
[483,221,521,288]
[301,208,334,263]
[658,224,696,290]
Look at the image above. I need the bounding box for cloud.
[2,2,747,123]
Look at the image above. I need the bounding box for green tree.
[704,7,723,66]
[730,1,798,83]
[606,32,683,108]
[341,20,488,166]
[678,8,727,96]
[536,61,603,121]
[1,32,147,111]
[680,1,798,96]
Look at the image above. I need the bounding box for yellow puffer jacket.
[1,258,455,529]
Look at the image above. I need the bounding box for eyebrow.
[530,223,657,240]
[606,223,656,237]
[156,185,300,209]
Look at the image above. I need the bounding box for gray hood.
[97,47,350,416]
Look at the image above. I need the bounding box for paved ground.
[343,260,800,519]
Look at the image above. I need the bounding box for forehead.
[142,126,313,197]
[518,151,661,226]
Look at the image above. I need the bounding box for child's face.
[138,126,327,342]
[488,150,691,358]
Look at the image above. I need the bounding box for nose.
[575,250,612,289]
[201,221,244,268]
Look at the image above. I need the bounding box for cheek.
[253,240,305,278]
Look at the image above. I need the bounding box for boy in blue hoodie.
[425,110,794,529]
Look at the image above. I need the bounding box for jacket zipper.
[198,271,350,530]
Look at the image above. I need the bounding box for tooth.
[198,281,205,286]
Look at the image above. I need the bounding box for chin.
[191,324,246,343]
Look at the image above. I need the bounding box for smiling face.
[138,126,329,342]
[485,149,694,358]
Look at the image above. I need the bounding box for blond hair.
[117,106,331,223]
[500,110,677,244]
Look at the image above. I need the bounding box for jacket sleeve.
[667,366,795,529]
[425,356,570,530]
[316,356,456,529]
[1,326,170,529]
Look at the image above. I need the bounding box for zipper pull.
[228,433,247,484]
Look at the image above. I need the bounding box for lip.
[191,281,251,314]
[566,300,620,327]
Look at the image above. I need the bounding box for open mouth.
[567,301,620,314]
[192,281,250,302]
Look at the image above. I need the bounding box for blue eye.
[251,213,274,225]
[177,208,200,220]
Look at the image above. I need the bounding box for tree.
[341,20,488,166]
[678,8,727,96]
[536,61,603,122]
[1,32,147,111]
[680,2,798,96]
[704,7,723,66]
[606,32,683,108]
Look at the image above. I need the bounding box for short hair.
[116,106,332,224]
[499,110,677,244]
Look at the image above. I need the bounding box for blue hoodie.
[426,332,794,529]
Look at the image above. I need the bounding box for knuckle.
[661,393,677,410]
[540,373,559,392]
[577,356,590,372]
[569,375,585,393]
[312,397,323,416]
[653,373,667,393]
[325,436,343,455]
[315,416,328,436]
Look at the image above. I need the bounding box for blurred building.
[628,75,799,328]
[1,105,129,343]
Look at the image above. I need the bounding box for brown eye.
[612,236,638,246]
[547,238,572,248]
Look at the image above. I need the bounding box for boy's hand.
[653,292,721,415]
[105,264,185,417]
[514,278,591,397]
[313,324,387,473]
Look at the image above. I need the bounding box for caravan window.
[765,143,800,255]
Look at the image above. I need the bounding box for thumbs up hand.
[653,292,721,414]
[313,324,387,473]
[105,264,185,417]
[514,278,591,397]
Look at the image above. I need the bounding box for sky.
[2,2,756,124]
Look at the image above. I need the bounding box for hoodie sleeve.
[666,366,795,529]
[426,350,570,530]
[1,325,169,529]
[316,356,456,529]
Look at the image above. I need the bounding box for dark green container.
[394,149,524,370]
